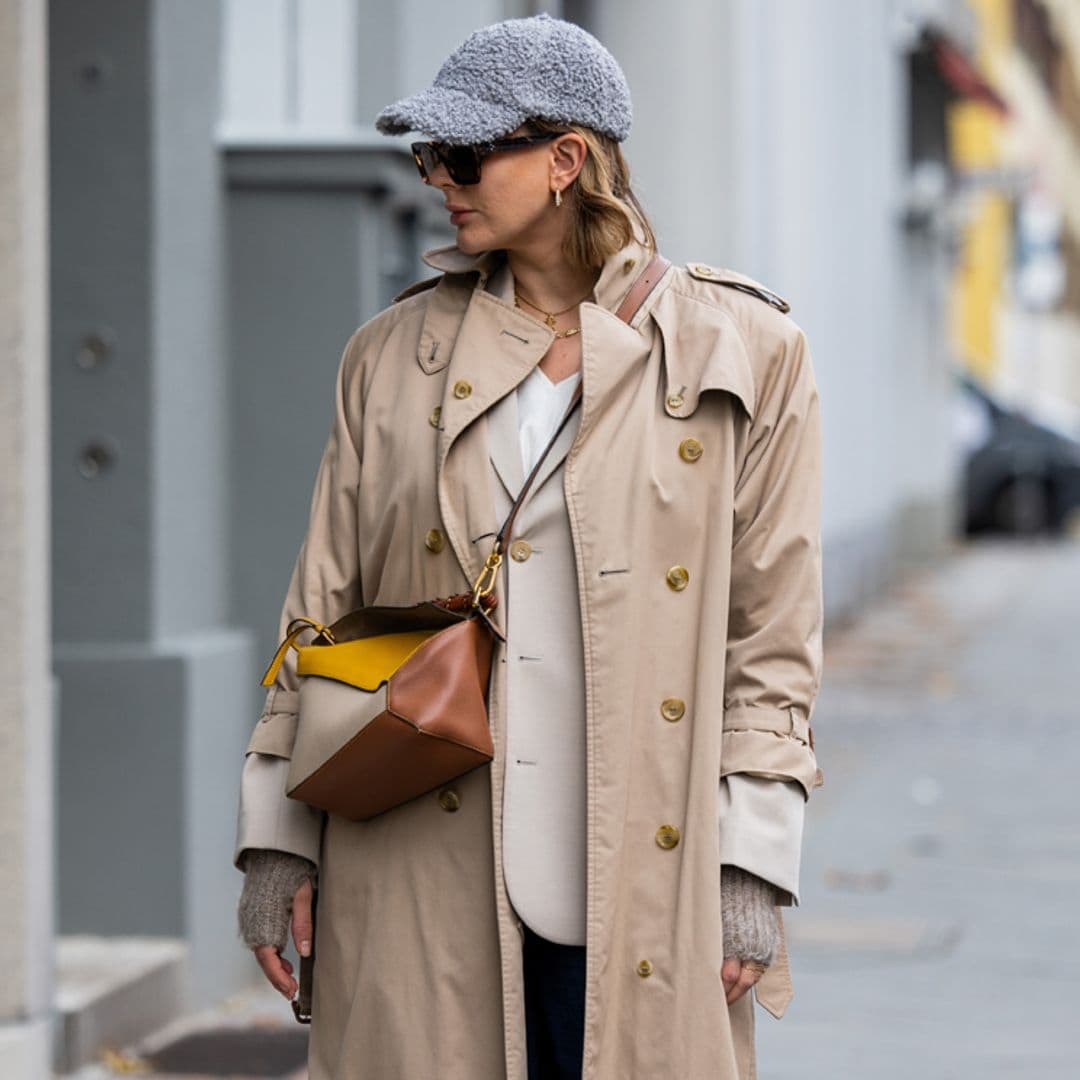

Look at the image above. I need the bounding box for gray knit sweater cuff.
[237,849,316,950]
[721,864,780,966]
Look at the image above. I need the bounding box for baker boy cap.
[375,13,632,145]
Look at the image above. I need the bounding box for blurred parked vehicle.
[954,374,1080,536]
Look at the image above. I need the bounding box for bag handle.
[260,617,335,687]
[471,251,671,606]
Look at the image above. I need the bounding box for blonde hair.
[524,118,657,271]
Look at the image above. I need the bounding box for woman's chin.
[455,230,487,255]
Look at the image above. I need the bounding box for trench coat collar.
[420,234,655,319]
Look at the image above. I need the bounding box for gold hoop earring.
[554,188,563,208]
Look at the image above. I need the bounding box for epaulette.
[686,262,791,314]
[393,275,443,303]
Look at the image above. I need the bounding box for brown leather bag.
[259,252,671,823]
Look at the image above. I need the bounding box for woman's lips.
[447,208,475,225]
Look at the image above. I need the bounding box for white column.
[0,0,53,1072]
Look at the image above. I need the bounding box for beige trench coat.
[242,235,825,1079]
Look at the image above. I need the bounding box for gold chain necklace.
[514,286,592,340]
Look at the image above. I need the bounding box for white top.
[515,365,582,473]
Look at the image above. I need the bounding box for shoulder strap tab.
[686,262,791,313]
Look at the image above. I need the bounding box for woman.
[235,13,823,1080]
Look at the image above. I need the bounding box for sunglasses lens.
[412,143,437,180]
[411,142,483,184]
[442,145,481,184]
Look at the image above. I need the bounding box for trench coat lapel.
[430,275,554,590]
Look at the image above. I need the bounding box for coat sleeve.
[721,324,824,808]
[234,329,366,869]
[717,774,804,906]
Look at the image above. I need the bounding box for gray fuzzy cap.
[375,13,632,144]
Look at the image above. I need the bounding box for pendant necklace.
[514,286,592,339]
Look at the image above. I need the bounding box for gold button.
[660,698,685,722]
[666,391,685,410]
[425,528,445,553]
[623,257,637,273]
[665,565,689,591]
[453,380,472,399]
[429,405,442,428]
[509,539,532,562]
[438,788,461,812]
[693,263,715,279]
[655,824,680,850]
[678,437,703,463]
[636,959,654,978]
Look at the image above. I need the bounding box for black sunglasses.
[410,132,562,185]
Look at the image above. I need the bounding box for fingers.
[254,944,298,1000]
[291,878,314,959]
[721,956,742,997]
[722,957,765,1005]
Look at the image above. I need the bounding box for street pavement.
[71,538,1079,1078]
[757,537,1080,1079]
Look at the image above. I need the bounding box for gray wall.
[50,0,251,999]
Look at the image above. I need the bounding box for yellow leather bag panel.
[295,629,439,690]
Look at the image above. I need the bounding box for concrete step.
[54,936,187,1074]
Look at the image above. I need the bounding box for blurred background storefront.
[3,0,1078,1072]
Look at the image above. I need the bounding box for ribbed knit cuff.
[721,863,780,965]
[237,849,316,950]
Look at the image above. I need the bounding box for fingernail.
[300,940,311,957]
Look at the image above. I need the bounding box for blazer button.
[636,959,654,978]
[678,437,703,463]
[665,565,689,591]
[425,528,445,553]
[453,380,472,399]
[509,539,532,562]
[438,788,461,812]
[655,824,681,850]
[660,698,685,722]
[428,405,442,428]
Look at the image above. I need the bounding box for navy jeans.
[522,924,587,1080]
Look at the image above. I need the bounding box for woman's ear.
[550,133,588,192]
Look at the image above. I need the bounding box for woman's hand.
[721,956,768,1004]
[253,877,313,999]
[237,849,316,1000]
[720,864,779,1004]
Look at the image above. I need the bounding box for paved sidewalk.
[757,538,1080,1079]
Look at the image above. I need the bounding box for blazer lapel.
[487,387,525,502]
